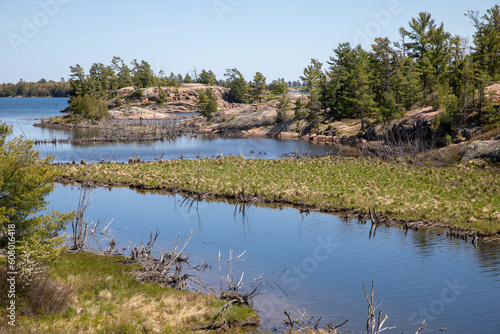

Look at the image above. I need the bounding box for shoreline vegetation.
[1,252,259,333]
[3,6,500,333]
[55,156,500,236]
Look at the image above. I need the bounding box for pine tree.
[270,78,289,95]
[224,68,248,103]
[250,72,267,103]
[294,97,306,120]
[300,59,323,93]
[467,5,500,81]
[198,70,217,86]
[0,123,74,262]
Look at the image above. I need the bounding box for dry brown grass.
[9,252,258,333]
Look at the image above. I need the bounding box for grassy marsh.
[56,156,500,234]
[4,252,257,333]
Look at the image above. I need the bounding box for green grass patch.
[55,156,500,234]
[8,252,258,333]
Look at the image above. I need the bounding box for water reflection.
[1,98,337,163]
[46,184,500,333]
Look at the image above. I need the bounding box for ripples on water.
[0,98,336,163]
[3,98,500,332]
[47,185,500,333]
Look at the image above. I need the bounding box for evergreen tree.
[250,72,267,103]
[224,68,248,103]
[131,59,156,88]
[348,48,376,130]
[205,89,219,115]
[198,70,217,86]
[0,123,73,262]
[400,12,451,99]
[467,5,500,81]
[269,78,288,95]
[69,95,110,121]
[275,94,290,123]
[69,64,90,98]
[306,92,321,133]
[111,56,133,88]
[294,97,306,120]
[300,58,323,93]
[197,89,218,116]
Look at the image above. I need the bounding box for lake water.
[47,184,500,333]
[0,98,336,163]
[3,98,500,333]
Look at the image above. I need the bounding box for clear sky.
[0,0,497,84]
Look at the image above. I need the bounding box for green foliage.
[114,97,122,107]
[0,80,69,97]
[69,57,161,99]
[306,93,321,132]
[275,95,290,123]
[205,90,219,115]
[69,95,110,121]
[0,123,73,262]
[158,90,167,104]
[198,69,217,86]
[294,97,306,120]
[224,68,248,103]
[131,59,156,88]
[300,58,323,93]
[197,89,218,116]
[468,5,500,82]
[197,88,207,106]
[250,72,267,103]
[269,78,289,95]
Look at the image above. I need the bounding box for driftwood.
[71,179,116,253]
[363,281,396,334]
[34,120,184,146]
[283,307,348,333]
[128,230,207,291]
[281,282,427,333]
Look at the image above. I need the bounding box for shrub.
[0,251,72,317]
[69,95,109,121]
[158,90,167,104]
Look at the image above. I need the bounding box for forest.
[0,79,69,97]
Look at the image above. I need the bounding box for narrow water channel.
[46,184,500,333]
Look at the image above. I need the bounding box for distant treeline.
[0,79,69,97]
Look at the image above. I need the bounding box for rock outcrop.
[365,107,442,142]
[461,135,500,163]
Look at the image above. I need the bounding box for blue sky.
[0,0,497,84]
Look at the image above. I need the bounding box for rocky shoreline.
[39,83,500,165]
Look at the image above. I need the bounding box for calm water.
[4,98,500,332]
[0,98,336,163]
[46,184,500,333]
